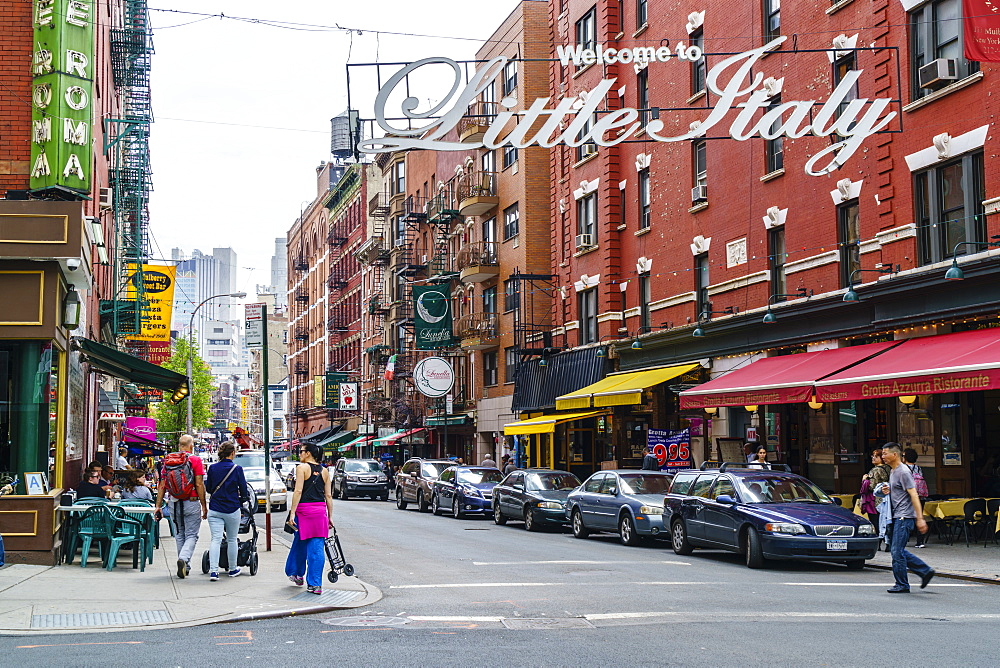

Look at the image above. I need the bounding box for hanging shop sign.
[30,0,95,194]
[125,265,177,342]
[358,37,896,177]
[647,428,693,470]
[123,416,156,444]
[412,357,455,398]
[963,0,1000,63]
[413,286,455,349]
[339,382,359,411]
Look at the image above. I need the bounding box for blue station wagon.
[664,464,879,569]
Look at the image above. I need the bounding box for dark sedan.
[492,469,582,531]
[664,465,879,569]
[566,470,675,545]
[431,466,504,519]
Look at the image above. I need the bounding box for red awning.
[679,341,900,409]
[815,328,1000,402]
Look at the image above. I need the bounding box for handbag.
[283,518,296,534]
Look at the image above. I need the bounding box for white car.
[243,466,288,511]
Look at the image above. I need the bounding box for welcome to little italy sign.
[357,37,896,177]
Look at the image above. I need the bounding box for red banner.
[964,0,1000,62]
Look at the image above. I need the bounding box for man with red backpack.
[155,434,207,579]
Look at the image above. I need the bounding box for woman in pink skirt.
[285,442,334,594]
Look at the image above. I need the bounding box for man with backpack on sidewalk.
[155,434,208,579]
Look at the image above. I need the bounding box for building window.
[694,253,709,318]
[502,145,518,169]
[838,200,861,288]
[692,139,707,200]
[637,69,649,125]
[391,160,405,195]
[272,393,284,410]
[576,7,597,67]
[636,0,647,28]
[638,273,651,331]
[482,286,497,316]
[503,204,519,240]
[910,0,979,101]
[833,51,859,124]
[504,347,519,384]
[576,114,598,161]
[482,216,496,246]
[763,0,780,41]
[691,28,706,95]
[915,152,985,265]
[483,350,498,386]
[577,193,597,238]
[765,96,783,173]
[481,149,495,174]
[769,227,786,299]
[208,350,228,358]
[578,288,598,345]
[502,60,517,96]
[207,339,231,345]
[638,169,650,230]
[504,278,520,312]
[213,327,224,333]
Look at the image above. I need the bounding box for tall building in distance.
[171,247,239,350]
[270,237,288,310]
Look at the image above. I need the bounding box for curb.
[864,563,1000,586]
[226,579,383,623]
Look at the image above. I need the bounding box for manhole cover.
[323,616,410,627]
[501,618,595,630]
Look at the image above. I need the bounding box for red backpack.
[162,452,197,500]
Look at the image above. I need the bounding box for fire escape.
[511,271,560,375]
[357,191,392,428]
[102,0,153,347]
[291,247,310,419]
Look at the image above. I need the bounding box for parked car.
[395,458,453,512]
[492,469,582,531]
[243,467,288,511]
[566,470,675,545]
[333,458,390,501]
[664,463,879,569]
[431,466,504,518]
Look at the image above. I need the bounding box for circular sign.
[415,289,449,323]
[412,356,455,398]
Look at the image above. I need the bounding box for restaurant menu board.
[648,428,693,470]
[66,351,85,461]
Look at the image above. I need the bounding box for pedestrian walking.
[748,446,771,470]
[155,434,208,579]
[205,441,249,581]
[285,442,334,595]
[641,445,660,471]
[502,454,516,476]
[480,455,498,468]
[903,447,929,547]
[880,442,934,593]
[861,448,891,545]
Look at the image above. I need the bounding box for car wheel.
[431,493,441,515]
[339,485,349,501]
[744,527,765,569]
[452,496,463,519]
[395,487,408,510]
[571,509,589,539]
[845,560,866,571]
[524,507,538,532]
[417,490,430,513]
[671,519,694,555]
[493,502,507,525]
[619,513,641,546]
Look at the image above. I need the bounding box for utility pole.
[262,304,272,551]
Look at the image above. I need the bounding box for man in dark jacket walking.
[641,445,660,471]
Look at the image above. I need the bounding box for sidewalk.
[0,520,381,635]
[865,537,1000,582]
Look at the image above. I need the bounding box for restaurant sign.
[815,371,999,403]
[358,37,896,177]
[30,0,95,194]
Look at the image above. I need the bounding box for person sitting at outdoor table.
[121,470,154,501]
[76,466,108,499]
[115,446,133,471]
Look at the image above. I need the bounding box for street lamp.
[186,291,247,436]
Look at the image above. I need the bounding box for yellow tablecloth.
[830,494,856,509]
[923,499,972,519]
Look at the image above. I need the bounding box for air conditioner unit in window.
[918,58,958,90]
[98,187,113,209]
[581,143,598,157]
[691,184,708,203]
[575,233,595,249]
[394,238,407,247]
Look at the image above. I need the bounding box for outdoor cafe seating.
[922,497,1000,547]
[60,498,158,570]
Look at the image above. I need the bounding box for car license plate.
[827,540,848,551]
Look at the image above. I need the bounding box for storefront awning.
[76,337,189,403]
[503,410,606,436]
[339,435,374,451]
[372,428,425,445]
[318,430,356,450]
[679,341,900,409]
[815,328,1000,402]
[425,415,472,426]
[556,363,700,410]
[301,426,338,444]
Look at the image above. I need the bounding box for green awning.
[318,430,356,450]
[339,435,374,451]
[76,337,188,403]
[425,415,471,426]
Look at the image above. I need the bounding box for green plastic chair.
[76,505,115,568]
[105,506,149,571]
[118,501,156,563]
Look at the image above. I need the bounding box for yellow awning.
[555,363,700,410]
[503,410,606,436]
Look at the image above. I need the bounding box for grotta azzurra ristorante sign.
[413,286,455,350]
[358,37,896,177]
[30,0,95,194]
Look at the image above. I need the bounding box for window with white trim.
[579,288,598,345]
[577,193,597,237]
[838,200,860,288]
[914,151,984,265]
[503,203,519,240]
[763,0,780,41]
[909,0,979,102]
[502,60,517,96]
[638,168,650,230]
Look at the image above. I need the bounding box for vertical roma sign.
[30,0,95,194]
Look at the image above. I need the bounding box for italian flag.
[384,354,397,381]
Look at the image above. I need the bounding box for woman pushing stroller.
[286,441,335,594]
[205,441,250,581]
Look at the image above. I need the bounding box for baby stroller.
[325,527,355,583]
[201,486,259,576]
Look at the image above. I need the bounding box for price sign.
[648,428,693,470]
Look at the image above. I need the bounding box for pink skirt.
[295,502,329,540]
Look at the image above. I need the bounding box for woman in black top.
[76,467,107,499]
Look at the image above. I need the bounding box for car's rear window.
[345,461,381,473]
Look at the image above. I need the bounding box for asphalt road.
[5,496,998,667]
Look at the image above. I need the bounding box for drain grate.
[31,610,173,629]
[502,617,595,630]
[289,589,363,606]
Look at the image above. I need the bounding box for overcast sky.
[147,0,522,297]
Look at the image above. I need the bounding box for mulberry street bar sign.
[358,37,896,177]
[30,0,95,194]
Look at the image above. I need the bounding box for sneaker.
[914,543,926,548]
[289,575,304,586]
[185,563,191,577]
[920,569,935,589]
[176,559,186,579]
[886,586,911,594]
[228,568,242,578]
[209,571,219,582]
[307,585,322,595]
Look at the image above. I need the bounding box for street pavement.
[2,496,999,666]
